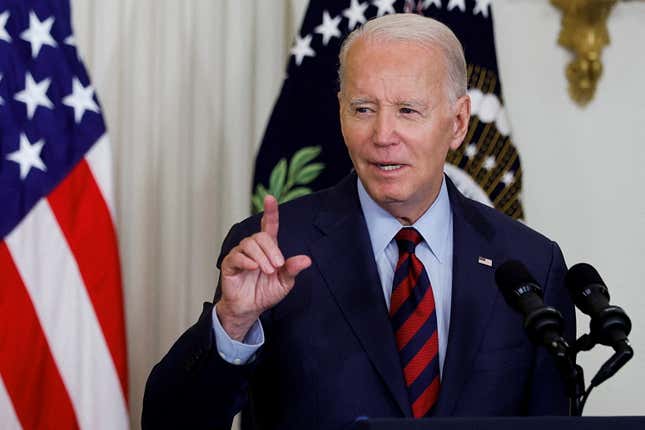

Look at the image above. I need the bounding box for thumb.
[279,255,312,285]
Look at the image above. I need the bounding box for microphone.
[496,261,587,412]
[565,263,632,350]
[495,260,569,356]
[565,263,634,387]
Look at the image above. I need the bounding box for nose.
[372,111,398,147]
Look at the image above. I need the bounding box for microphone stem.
[546,334,585,415]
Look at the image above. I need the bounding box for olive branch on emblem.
[252,146,325,214]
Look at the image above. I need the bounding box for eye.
[399,107,419,115]
[354,106,373,114]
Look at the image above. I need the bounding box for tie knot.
[394,228,423,254]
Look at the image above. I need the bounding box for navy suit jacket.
[142,173,576,430]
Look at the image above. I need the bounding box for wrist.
[215,302,259,342]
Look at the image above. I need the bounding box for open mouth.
[376,163,404,171]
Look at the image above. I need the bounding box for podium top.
[351,416,645,430]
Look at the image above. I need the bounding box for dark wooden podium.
[351,416,645,430]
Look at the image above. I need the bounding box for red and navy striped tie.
[390,228,441,418]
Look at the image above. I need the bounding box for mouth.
[377,164,403,171]
[374,163,405,172]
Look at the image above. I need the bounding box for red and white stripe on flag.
[0,136,129,429]
[1,1,129,428]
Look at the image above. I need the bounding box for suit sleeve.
[527,241,577,415]
[142,220,263,429]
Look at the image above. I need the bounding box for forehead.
[343,37,447,98]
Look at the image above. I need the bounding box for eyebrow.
[348,98,376,106]
[348,98,429,109]
[399,100,428,109]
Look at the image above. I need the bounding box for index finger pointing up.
[261,194,279,240]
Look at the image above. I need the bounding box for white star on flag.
[423,0,442,9]
[64,34,76,46]
[20,11,57,58]
[447,0,466,13]
[343,0,368,30]
[6,133,47,180]
[373,0,396,17]
[0,10,11,42]
[473,0,492,18]
[14,72,54,119]
[483,155,496,171]
[314,11,341,46]
[465,143,478,159]
[63,77,100,123]
[502,171,515,186]
[290,34,316,66]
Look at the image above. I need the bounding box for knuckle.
[255,232,271,243]
[240,237,255,249]
[221,255,231,268]
[224,247,238,261]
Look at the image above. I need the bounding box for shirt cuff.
[212,304,264,365]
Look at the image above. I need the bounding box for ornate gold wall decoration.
[551,0,618,106]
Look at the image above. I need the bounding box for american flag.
[0,1,129,429]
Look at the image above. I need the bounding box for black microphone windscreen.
[495,260,538,296]
[565,263,606,292]
[495,260,566,350]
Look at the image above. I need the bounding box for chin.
[372,189,410,207]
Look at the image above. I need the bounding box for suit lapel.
[309,175,503,417]
[310,174,412,417]
[434,178,500,416]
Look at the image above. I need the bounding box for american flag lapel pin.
[478,256,493,267]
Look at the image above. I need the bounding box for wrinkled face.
[339,37,470,224]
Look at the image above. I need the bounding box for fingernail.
[275,255,284,266]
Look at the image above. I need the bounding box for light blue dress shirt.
[213,176,453,372]
[357,177,453,377]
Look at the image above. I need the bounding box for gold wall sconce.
[551,0,645,106]
[551,0,619,106]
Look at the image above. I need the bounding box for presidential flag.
[253,0,524,219]
[0,1,129,429]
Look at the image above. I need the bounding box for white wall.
[493,0,645,415]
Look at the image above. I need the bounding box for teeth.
[378,164,402,171]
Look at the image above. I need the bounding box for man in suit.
[142,13,575,429]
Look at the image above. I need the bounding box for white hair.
[338,13,467,102]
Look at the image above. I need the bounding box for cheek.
[342,122,371,151]
[418,124,453,157]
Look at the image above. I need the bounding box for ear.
[449,94,471,151]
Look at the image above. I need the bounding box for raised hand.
[216,195,312,341]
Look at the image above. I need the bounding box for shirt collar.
[357,175,451,263]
